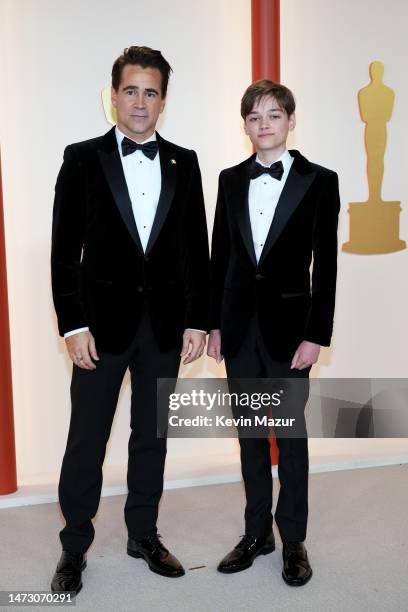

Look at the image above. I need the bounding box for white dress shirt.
[248,149,294,263]
[65,128,205,338]
[115,126,161,252]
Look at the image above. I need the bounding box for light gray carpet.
[1,464,407,611]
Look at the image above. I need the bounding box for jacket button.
[137,286,144,293]
[255,274,264,280]
[144,256,149,262]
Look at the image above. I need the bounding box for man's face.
[111,64,165,141]
[244,95,295,154]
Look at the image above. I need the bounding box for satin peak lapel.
[145,134,177,254]
[258,159,316,265]
[233,157,257,267]
[97,129,144,253]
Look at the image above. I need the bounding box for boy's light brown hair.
[241,80,296,119]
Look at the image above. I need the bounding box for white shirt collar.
[255,149,292,172]
[115,126,157,152]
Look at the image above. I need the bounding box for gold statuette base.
[342,200,406,254]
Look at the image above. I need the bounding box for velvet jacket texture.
[210,150,341,361]
[51,127,210,353]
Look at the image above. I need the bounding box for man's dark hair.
[241,80,296,119]
[112,46,173,97]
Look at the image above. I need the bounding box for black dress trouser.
[58,304,181,553]
[225,313,311,543]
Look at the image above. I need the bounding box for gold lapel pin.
[170,158,177,165]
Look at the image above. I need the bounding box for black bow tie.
[250,160,284,181]
[121,137,158,160]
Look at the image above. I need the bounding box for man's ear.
[243,119,249,135]
[111,86,117,108]
[288,112,296,131]
[160,98,166,114]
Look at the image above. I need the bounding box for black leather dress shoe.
[217,533,275,573]
[127,534,185,577]
[282,541,312,586]
[51,551,86,594]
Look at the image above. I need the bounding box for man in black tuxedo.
[50,46,210,593]
[208,80,340,586]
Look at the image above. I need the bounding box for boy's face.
[244,95,295,154]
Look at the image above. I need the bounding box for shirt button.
[142,192,145,195]
[139,160,142,164]
[143,225,146,228]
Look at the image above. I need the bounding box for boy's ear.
[243,119,249,135]
[288,112,296,131]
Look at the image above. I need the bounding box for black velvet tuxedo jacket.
[210,150,340,361]
[51,127,210,354]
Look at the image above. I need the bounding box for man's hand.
[65,331,99,370]
[207,329,223,364]
[180,330,206,365]
[291,340,320,370]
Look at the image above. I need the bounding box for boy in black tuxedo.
[208,80,340,586]
[51,46,210,593]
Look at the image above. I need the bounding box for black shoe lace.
[144,533,165,552]
[60,552,84,573]
[235,535,257,551]
[284,541,304,561]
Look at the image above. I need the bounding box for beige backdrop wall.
[0,0,407,483]
[281,0,408,460]
[0,0,251,479]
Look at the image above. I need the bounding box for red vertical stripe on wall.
[251,0,280,83]
[0,153,17,495]
[251,0,280,465]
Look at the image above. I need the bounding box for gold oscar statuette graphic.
[342,61,406,254]
[102,85,117,125]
